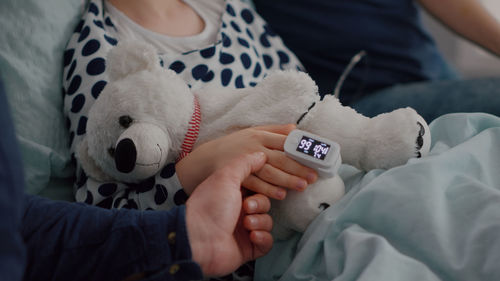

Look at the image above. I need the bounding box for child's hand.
[176,124,318,199]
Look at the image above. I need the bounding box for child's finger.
[253,124,296,135]
[243,193,271,214]
[266,150,318,184]
[255,131,288,151]
[242,174,287,200]
[254,163,308,191]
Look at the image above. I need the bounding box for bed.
[2,1,500,280]
[255,112,500,280]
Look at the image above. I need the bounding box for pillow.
[0,0,83,195]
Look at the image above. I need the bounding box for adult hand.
[177,124,318,199]
[186,152,274,277]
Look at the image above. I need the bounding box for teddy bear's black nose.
[115,138,137,173]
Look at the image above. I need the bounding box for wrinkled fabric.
[256,113,500,281]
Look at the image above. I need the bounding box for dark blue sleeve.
[0,77,26,281]
[22,197,203,281]
[0,74,202,280]
[1,76,202,280]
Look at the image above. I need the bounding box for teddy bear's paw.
[269,176,345,240]
[415,121,427,158]
[410,112,431,160]
[360,107,430,170]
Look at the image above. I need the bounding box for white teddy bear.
[77,42,430,239]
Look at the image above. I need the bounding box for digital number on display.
[296,136,330,160]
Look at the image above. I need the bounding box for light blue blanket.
[256,113,500,280]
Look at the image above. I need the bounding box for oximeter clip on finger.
[284,129,341,178]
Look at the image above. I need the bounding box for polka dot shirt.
[63,0,303,211]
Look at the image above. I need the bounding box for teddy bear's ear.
[76,138,113,182]
[106,41,161,81]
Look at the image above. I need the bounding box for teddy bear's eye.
[108,147,115,158]
[119,115,133,128]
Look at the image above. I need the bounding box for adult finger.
[243,214,273,232]
[209,152,267,190]
[250,231,273,259]
[243,193,271,214]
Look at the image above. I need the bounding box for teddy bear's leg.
[270,175,345,240]
[298,95,430,170]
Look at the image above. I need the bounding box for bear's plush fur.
[77,42,430,239]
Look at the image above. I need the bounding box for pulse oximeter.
[284,129,341,178]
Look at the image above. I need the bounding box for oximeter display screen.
[296,136,330,160]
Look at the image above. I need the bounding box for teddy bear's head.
[76,42,195,183]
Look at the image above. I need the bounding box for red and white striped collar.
[176,97,201,162]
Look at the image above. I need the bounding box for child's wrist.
[176,152,211,195]
[175,159,197,195]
